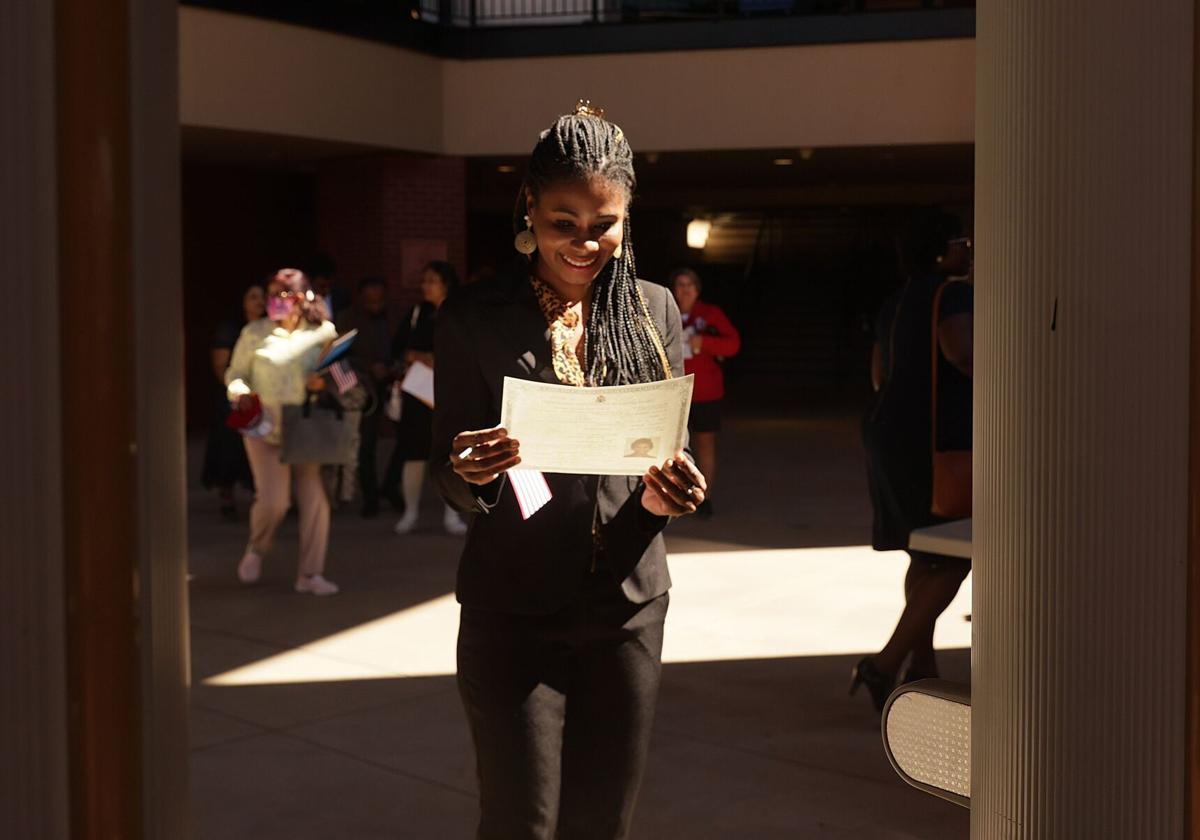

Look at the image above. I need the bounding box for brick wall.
[318,152,466,319]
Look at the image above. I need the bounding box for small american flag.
[329,360,359,394]
[509,469,552,520]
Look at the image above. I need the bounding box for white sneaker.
[443,510,468,536]
[295,574,339,596]
[393,511,418,535]
[237,550,263,584]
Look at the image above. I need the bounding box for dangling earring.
[613,242,623,259]
[514,215,537,256]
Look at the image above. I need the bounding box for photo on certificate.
[500,375,694,476]
[623,437,660,459]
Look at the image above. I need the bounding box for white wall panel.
[974,2,1191,837]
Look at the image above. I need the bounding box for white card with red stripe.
[508,469,553,520]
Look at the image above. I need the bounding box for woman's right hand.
[236,394,258,413]
[450,426,520,485]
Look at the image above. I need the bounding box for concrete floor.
[188,411,971,839]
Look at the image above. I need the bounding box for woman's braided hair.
[515,104,670,386]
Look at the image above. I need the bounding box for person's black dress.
[392,302,437,461]
[863,275,972,551]
[201,318,254,493]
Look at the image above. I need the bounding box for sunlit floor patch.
[663,545,970,664]
[203,544,971,687]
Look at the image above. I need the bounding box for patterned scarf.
[529,275,587,387]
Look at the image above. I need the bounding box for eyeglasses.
[270,289,316,301]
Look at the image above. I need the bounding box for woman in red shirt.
[670,268,741,519]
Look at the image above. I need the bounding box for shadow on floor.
[188,409,970,839]
[191,649,970,840]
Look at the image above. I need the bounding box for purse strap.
[930,279,961,456]
[301,392,344,421]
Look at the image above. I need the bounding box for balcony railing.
[418,0,972,27]
[182,0,975,57]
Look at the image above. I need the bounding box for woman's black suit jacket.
[431,273,685,616]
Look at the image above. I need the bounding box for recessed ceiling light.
[497,164,516,173]
[773,158,794,166]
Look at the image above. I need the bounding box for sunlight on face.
[528,177,627,300]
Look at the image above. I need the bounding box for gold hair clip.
[574,99,606,119]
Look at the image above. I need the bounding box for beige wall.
[180,7,974,155]
[442,39,975,155]
[180,8,444,152]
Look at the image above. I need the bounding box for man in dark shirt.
[336,276,396,517]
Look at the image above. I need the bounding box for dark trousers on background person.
[457,570,668,840]
[357,389,386,507]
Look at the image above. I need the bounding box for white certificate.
[500,375,694,476]
[401,361,435,408]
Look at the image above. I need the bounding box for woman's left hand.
[306,373,326,393]
[642,452,707,517]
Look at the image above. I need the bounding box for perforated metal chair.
[880,679,971,809]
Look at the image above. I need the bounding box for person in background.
[336,276,395,518]
[854,222,974,712]
[226,268,340,596]
[202,283,265,519]
[384,261,467,536]
[306,253,349,323]
[669,267,740,520]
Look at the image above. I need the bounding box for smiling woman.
[527,179,624,287]
[430,101,707,839]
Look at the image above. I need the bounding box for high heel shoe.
[849,656,895,713]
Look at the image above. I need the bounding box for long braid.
[515,108,669,386]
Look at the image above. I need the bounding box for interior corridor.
[187,410,971,839]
